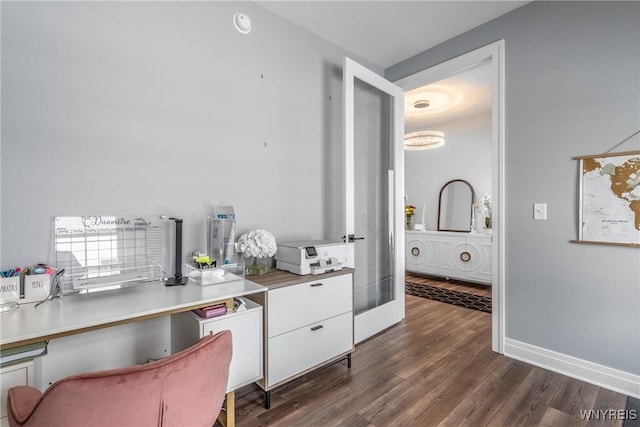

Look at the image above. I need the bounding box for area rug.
[405,282,492,313]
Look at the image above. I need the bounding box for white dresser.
[406,230,492,285]
[247,268,354,408]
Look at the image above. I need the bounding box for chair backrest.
[9,330,232,427]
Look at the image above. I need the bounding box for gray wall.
[389,1,640,375]
[405,112,491,232]
[1,2,377,269]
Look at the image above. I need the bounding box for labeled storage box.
[0,277,20,302]
[24,274,51,301]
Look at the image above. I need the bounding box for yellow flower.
[405,205,416,218]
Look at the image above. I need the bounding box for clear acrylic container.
[185,257,245,286]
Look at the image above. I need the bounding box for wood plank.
[451,359,533,424]
[391,372,480,426]
[487,367,564,426]
[356,349,479,425]
[299,366,404,426]
[231,294,629,427]
[586,388,627,427]
[549,376,600,419]
[436,412,473,427]
[539,407,589,427]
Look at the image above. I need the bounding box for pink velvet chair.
[7,330,232,427]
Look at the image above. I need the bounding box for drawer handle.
[310,283,323,287]
[310,325,324,331]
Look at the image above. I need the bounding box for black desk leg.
[347,353,352,369]
[264,390,271,409]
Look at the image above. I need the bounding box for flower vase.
[406,216,412,230]
[485,216,492,229]
[246,257,271,276]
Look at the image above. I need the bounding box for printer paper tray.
[276,260,344,276]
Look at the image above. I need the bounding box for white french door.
[343,57,405,344]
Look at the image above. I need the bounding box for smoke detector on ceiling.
[233,13,252,34]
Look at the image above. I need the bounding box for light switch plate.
[534,203,547,220]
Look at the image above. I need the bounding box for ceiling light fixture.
[413,100,430,109]
[404,98,445,150]
[404,130,446,151]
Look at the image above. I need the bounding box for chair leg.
[216,391,235,427]
[226,391,235,427]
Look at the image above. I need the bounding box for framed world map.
[575,150,640,247]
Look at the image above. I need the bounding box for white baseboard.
[504,338,640,399]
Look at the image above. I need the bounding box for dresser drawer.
[267,311,353,387]
[267,274,353,338]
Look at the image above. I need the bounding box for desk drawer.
[199,302,263,391]
[267,311,352,387]
[1,361,33,420]
[268,274,352,337]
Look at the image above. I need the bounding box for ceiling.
[255,1,527,126]
[255,1,529,70]
[405,59,492,129]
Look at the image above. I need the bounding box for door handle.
[342,234,365,243]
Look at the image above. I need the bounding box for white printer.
[275,240,348,275]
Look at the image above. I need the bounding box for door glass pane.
[353,78,394,315]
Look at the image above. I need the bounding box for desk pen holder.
[23,274,52,302]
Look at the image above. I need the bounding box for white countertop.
[406,229,492,238]
[0,279,266,348]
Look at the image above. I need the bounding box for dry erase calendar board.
[54,215,169,292]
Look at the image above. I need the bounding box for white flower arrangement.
[474,194,492,215]
[237,229,277,259]
[474,194,493,229]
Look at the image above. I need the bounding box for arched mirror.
[437,179,475,232]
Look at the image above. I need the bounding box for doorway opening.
[394,40,505,353]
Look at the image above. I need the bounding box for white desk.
[1,279,265,349]
[0,279,266,427]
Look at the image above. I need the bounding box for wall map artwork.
[575,150,640,247]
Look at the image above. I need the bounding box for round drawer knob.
[460,251,471,262]
[411,247,420,256]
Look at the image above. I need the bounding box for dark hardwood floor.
[232,281,628,426]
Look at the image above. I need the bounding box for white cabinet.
[171,299,263,392]
[1,361,34,426]
[247,269,354,408]
[406,231,492,285]
[465,234,492,283]
[405,233,440,275]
